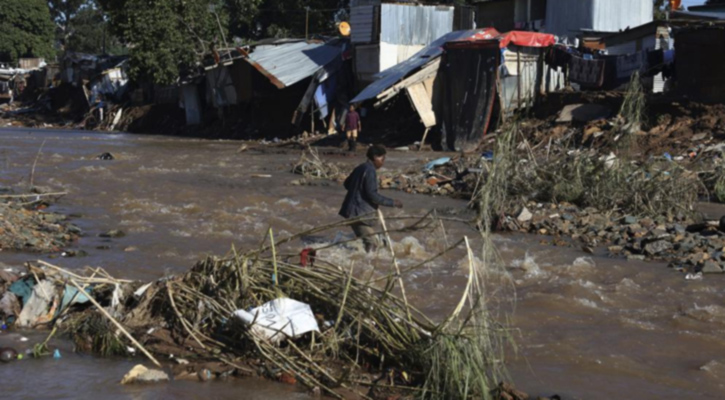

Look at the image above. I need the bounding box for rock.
[688,252,709,264]
[623,215,638,225]
[692,132,708,141]
[121,364,170,384]
[643,240,673,256]
[627,255,646,261]
[0,347,18,362]
[701,260,724,274]
[720,216,725,233]
[677,240,696,252]
[608,245,624,254]
[197,369,213,382]
[517,207,533,223]
[562,213,575,221]
[99,229,125,238]
[672,224,686,234]
[556,104,611,123]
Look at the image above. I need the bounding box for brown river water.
[2,128,725,399]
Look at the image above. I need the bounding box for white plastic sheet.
[233,298,319,344]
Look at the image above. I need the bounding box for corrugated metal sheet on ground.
[352,30,478,103]
[380,4,455,46]
[246,41,343,88]
[351,6,376,44]
[545,0,653,40]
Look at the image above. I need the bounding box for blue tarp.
[314,73,337,119]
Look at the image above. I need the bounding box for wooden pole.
[305,7,310,40]
[419,127,430,151]
[377,209,412,322]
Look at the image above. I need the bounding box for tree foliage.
[48,0,123,55]
[99,0,228,85]
[0,0,56,62]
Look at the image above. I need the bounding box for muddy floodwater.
[2,128,725,399]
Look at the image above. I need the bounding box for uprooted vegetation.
[5,215,521,399]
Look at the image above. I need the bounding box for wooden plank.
[406,82,436,128]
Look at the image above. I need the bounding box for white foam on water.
[510,252,547,279]
[169,229,192,237]
[75,165,112,175]
[393,236,431,260]
[615,278,641,292]
[576,298,600,309]
[572,256,596,269]
[620,317,657,331]
[575,279,599,289]
[276,198,300,207]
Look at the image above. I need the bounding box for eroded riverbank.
[2,128,725,399]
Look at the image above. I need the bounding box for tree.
[99,0,228,85]
[0,0,56,62]
[48,0,85,44]
[252,0,344,39]
[48,0,123,55]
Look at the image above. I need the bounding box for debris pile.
[0,191,80,253]
[1,218,510,399]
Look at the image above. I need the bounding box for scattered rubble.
[0,192,80,253]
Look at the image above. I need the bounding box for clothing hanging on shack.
[570,56,606,88]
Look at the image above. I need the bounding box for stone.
[121,365,170,384]
[677,240,696,253]
[627,255,646,261]
[692,132,708,141]
[99,229,125,238]
[562,213,575,221]
[643,240,673,256]
[650,229,669,238]
[517,207,533,223]
[701,260,723,274]
[688,252,709,264]
[623,215,638,225]
[609,245,624,254]
[556,104,611,123]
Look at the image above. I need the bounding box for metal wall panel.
[379,42,425,73]
[675,29,725,103]
[351,6,376,44]
[355,44,381,83]
[545,0,653,40]
[380,4,455,46]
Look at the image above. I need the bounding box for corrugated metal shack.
[352,29,555,151]
[674,26,725,103]
[598,22,673,93]
[545,0,653,42]
[181,39,350,135]
[350,1,474,84]
[475,0,547,32]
